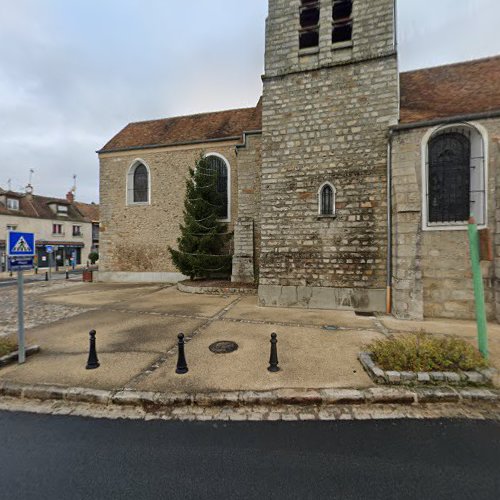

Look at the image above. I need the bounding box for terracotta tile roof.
[99,100,262,153]
[400,56,500,124]
[74,202,99,222]
[0,188,99,223]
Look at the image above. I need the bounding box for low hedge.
[0,336,18,357]
[367,333,488,372]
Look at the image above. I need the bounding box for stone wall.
[391,118,500,320]
[99,142,239,278]
[232,133,262,282]
[259,0,398,310]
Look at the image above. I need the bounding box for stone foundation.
[258,285,386,312]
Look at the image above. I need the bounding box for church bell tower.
[258,0,399,311]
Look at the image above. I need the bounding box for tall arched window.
[318,182,336,216]
[127,160,150,205]
[424,125,486,227]
[205,154,229,220]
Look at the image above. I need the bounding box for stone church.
[98,0,500,321]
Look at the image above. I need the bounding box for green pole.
[467,218,489,359]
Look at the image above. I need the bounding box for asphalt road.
[0,269,84,288]
[0,411,499,500]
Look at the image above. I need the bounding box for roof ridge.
[401,54,500,76]
[126,105,259,127]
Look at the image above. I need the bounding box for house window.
[127,160,150,205]
[205,155,230,220]
[6,225,17,231]
[72,225,81,236]
[318,182,336,216]
[299,0,320,50]
[53,224,63,235]
[6,198,19,210]
[57,205,68,214]
[332,0,353,44]
[425,125,486,228]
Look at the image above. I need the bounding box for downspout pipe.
[386,130,394,314]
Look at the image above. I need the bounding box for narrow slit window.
[299,0,320,50]
[332,0,353,44]
[319,183,335,216]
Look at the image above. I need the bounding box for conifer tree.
[169,156,232,280]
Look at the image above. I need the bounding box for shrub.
[88,252,99,265]
[0,336,18,357]
[169,156,232,280]
[367,333,488,372]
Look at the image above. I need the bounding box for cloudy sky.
[1,0,500,203]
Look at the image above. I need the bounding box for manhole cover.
[209,341,239,354]
[322,325,339,331]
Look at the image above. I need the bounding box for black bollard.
[86,330,100,370]
[45,271,48,281]
[65,270,69,280]
[268,332,280,372]
[175,333,188,374]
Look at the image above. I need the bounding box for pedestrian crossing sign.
[7,231,35,257]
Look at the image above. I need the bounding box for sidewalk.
[0,265,87,281]
[0,282,499,408]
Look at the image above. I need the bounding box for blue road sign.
[9,257,34,271]
[7,232,35,257]
[46,245,53,254]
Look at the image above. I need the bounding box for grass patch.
[0,336,18,357]
[367,333,488,372]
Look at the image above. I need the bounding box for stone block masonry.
[391,118,500,320]
[259,0,399,310]
[99,142,240,278]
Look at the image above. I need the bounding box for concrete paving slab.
[135,321,383,393]
[0,351,158,390]
[15,310,204,355]
[224,296,375,328]
[39,283,164,307]
[118,287,238,317]
[380,316,500,339]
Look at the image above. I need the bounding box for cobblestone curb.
[358,352,496,386]
[177,281,257,296]
[0,346,40,367]
[0,381,498,410]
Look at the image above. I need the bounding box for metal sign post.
[17,270,25,363]
[7,231,36,365]
[46,245,53,281]
[468,218,489,359]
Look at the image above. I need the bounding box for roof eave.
[392,108,500,132]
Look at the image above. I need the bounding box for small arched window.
[127,161,150,205]
[205,154,229,220]
[318,182,336,216]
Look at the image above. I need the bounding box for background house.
[0,187,99,271]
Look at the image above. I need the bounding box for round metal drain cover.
[323,325,339,331]
[209,341,239,354]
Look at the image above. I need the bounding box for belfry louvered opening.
[299,0,320,50]
[332,0,353,44]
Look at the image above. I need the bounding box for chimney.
[66,191,75,203]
